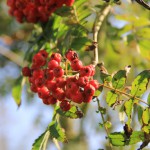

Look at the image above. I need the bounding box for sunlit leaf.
[129,131,144,144]
[130,70,150,98]
[124,99,134,126]
[112,70,127,89]
[106,91,118,107]
[147,93,150,106]
[142,108,150,125]
[108,132,125,146]
[56,106,83,119]
[12,76,23,107]
[137,105,143,124]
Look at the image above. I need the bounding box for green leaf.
[71,37,92,50]
[112,70,127,89]
[142,108,150,125]
[142,125,150,133]
[130,70,150,98]
[106,91,118,107]
[124,99,134,126]
[108,132,125,146]
[94,90,101,97]
[32,131,47,150]
[137,105,143,124]
[48,121,67,142]
[55,6,73,17]
[129,131,144,144]
[12,76,23,107]
[56,106,83,119]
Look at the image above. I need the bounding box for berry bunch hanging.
[7,0,74,23]
[22,49,99,111]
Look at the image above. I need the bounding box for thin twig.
[96,98,113,150]
[0,45,28,66]
[43,131,50,150]
[99,83,149,106]
[53,138,61,150]
[93,5,111,66]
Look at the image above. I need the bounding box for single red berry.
[34,77,45,87]
[56,78,66,88]
[22,67,31,77]
[60,100,71,111]
[52,88,65,101]
[79,66,92,77]
[32,69,44,78]
[66,81,79,93]
[84,84,95,96]
[71,59,83,71]
[39,49,48,58]
[50,53,62,63]
[45,80,57,91]
[42,98,49,105]
[71,90,83,104]
[89,80,99,89]
[77,76,89,87]
[82,95,93,103]
[65,49,78,61]
[38,86,50,99]
[45,69,54,80]
[53,66,64,78]
[47,95,57,104]
[32,53,46,67]
[30,84,39,93]
[48,60,59,70]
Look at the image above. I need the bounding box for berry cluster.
[7,0,74,23]
[22,49,99,111]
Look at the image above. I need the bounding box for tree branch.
[135,0,150,10]
[93,5,111,66]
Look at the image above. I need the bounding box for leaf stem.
[92,5,111,66]
[99,83,149,106]
[96,98,113,150]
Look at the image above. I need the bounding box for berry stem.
[96,97,113,150]
[99,83,149,106]
[93,5,111,66]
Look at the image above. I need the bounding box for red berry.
[77,76,89,87]
[65,49,78,61]
[89,80,99,89]
[45,69,54,80]
[45,80,57,91]
[34,77,45,87]
[84,84,95,96]
[56,78,66,88]
[47,95,57,104]
[79,66,92,77]
[60,100,71,111]
[39,49,48,58]
[83,95,93,103]
[71,59,83,71]
[38,86,50,99]
[71,90,83,104]
[30,84,39,93]
[32,53,46,67]
[22,67,31,77]
[48,60,59,70]
[52,88,65,101]
[50,53,62,63]
[53,66,64,78]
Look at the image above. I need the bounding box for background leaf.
[106,91,118,107]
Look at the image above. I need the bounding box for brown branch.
[0,45,28,67]
[99,83,149,106]
[93,5,111,66]
[135,0,150,10]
